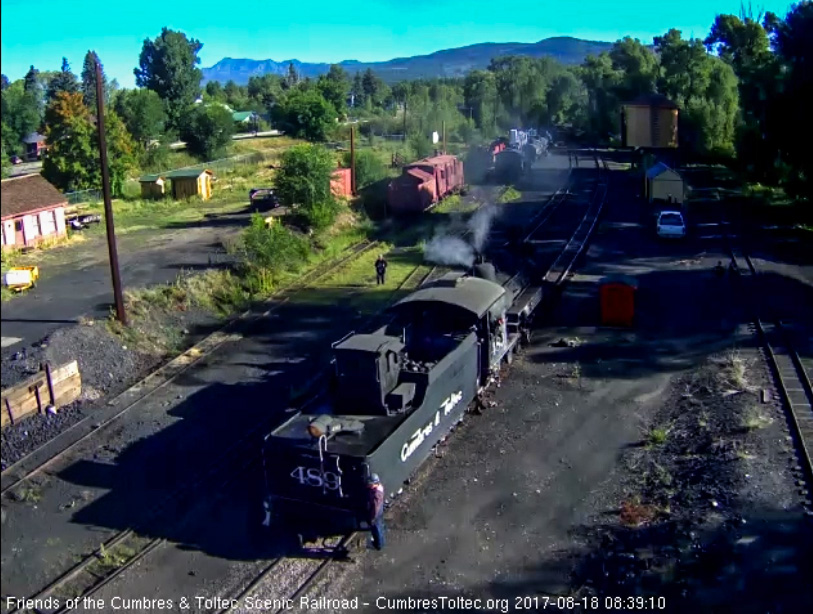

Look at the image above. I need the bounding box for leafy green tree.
[46,58,80,101]
[464,70,500,136]
[578,53,622,138]
[241,213,310,273]
[42,91,136,194]
[81,50,108,110]
[247,74,283,109]
[1,125,12,177]
[1,74,9,91]
[2,80,43,152]
[114,88,167,146]
[179,103,234,159]
[205,80,226,101]
[135,28,203,130]
[317,65,350,118]
[609,37,659,100]
[272,89,336,141]
[766,1,813,199]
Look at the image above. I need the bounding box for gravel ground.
[1,306,220,470]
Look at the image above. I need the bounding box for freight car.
[261,263,542,539]
[387,154,464,214]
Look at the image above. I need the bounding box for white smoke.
[423,204,501,267]
[469,205,499,252]
[424,236,475,268]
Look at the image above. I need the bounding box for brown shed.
[138,174,167,199]
[599,274,638,327]
[166,169,214,200]
[622,94,679,149]
[1,175,68,251]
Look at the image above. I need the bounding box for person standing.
[375,255,388,285]
[366,474,385,550]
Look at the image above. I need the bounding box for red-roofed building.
[1,175,68,251]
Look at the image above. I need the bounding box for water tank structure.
[622,94,679,149]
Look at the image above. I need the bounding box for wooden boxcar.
[387,154,464,214]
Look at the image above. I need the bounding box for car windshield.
[660,214,683,226]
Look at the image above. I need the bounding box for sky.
[0,0,796,88]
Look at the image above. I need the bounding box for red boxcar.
[387,154,464,214]
[331,168,352,198]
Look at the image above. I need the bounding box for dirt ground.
[305,165,813,613]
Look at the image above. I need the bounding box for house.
[22,132,47,161]
[165,169,214,200]
[138,174,167,199]
[645,162,688,204]
[1,175,68,251]
[622,94,679,149]
[232,111,259,126]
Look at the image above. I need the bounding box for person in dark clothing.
[366,474,385,550]
[375,255,387,285]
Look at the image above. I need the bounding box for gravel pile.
[0,308,225,470]
[573,351,813,611]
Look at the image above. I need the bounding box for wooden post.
[45,362,56,406]
[32,384,42,414]
[4,398,14,426]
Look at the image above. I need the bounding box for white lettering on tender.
[400,391,464,462]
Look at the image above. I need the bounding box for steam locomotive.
[261,262,543,537]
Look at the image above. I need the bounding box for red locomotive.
[387,154,464,214]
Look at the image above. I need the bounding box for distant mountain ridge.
[202,36,613,85]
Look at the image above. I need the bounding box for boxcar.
[387,154,464,215]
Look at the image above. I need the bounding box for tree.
[272,89,336,141]
[247,74,282,110]
[609,37,659,100]
[351,72,364,107]
[342,149,386,189]
[1,74,9,91]
[275,143,335,207]
[179,103,235,159]
[579,53,622,137]
[46,58,80,101]
[23,66,40,97]
[2,80,43,152]
[285,62,299,89]
[464,70,500,135]
[1,125,12,177]
[114,88,167,146]
[81,50,108,110]
[42,91,136,194]
[205,80,226,101]
[135,28,203,130]
[317,65,350,118]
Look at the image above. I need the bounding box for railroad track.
[1,240,379,497]
[219,155,611,611]
[727,246,813,511]
[6,260,438,614]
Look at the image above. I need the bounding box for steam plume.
[423,204,500,267]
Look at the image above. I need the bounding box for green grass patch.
[497,185,522,203]
[432,194,479,215]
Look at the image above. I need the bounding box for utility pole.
[96,61,126,325]
[442,120,446,154]
[350,124,356,195]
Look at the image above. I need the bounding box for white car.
[656,211,687,239]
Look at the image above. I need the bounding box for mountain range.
[202,36,613,85]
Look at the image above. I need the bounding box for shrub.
[241,213,310,272]
[342,149,387,190]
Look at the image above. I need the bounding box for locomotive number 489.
[290,466,341,490]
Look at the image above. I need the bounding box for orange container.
[599,274,638,327]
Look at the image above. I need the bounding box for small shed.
[331,168,353,198]
[645,162,687,204]
[138,174,167,199]
[599,274,638,327]
[166,169,214,200]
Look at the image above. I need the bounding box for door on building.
[14,220,24,245]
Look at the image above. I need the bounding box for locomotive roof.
[409,154,459,166]
[334,333,404,353]
[394,275,505,318]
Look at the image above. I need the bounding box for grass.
[741,405,773,431]
[715,350,750,391]
[497,185,522,203]
[647,425,671,447]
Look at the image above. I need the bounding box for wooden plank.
[1,361,82,429]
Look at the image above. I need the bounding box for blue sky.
[1,0,795,88]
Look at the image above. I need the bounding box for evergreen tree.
[47,58,80,101]
[81,50,108,110]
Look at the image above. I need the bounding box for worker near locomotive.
[261,254,544,544]
[375,255,388,285]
